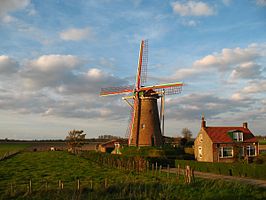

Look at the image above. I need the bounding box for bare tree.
[66,130,86,154]
[181,128,192,140]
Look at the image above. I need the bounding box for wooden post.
[178,164,180,178]
[90,180,93,190]
[152,163,154,176]
[10,183,13,196]
[185,165,191,184]
[29,179,32,194]
[167,164,170,179]
[155,162,158,176]
[105,178,108,188]
[45,180,48,191]
[61,181,64,189]
[159,165,162,175]
[77,179,80,191]
[192,168,195,183]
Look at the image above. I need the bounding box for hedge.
[175,160,266,180]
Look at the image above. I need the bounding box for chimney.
[201,115,206,128]
[243,122,248,129]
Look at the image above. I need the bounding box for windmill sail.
[135,40,148,90]
[100,40,184,147]
[140,82,183,95]
[100,85,134,96]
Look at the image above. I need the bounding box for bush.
[175,160,266,180]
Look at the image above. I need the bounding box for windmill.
[100,40,183,147]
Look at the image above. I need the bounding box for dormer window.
[233,131,243,142]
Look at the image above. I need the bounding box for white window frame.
[219,146,233,158]
[246,145,256,157]
[233,131,243,142]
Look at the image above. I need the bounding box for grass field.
[259,140,266,145]
[0,151,266,199]
[0,143,30,157]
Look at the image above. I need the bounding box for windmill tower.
[100,40,183,147]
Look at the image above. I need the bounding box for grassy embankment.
[0,143,30,158]
[0,149,266,199]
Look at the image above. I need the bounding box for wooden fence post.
[29,179,32,194]
[178,164,180,178]
[90,180,93,190]
[155,162,158,176]
[105,178,108,188]
[77,179,80,191]
[45,180,48,191]
[167,164,170,179]
[10,183,13,196]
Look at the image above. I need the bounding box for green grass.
[175,159,266,180]
[259,140,266,145]
[0,151,266,199]
[0,144,30,157]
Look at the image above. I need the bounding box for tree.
[66,129,86,154]
[181,128,192,140]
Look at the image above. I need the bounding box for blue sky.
[0,0,265,140]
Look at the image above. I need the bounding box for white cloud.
[171,43,265,80]
[242,80,266,94]
[60,27,94,41]
[28,55,81,72]
[21,55,82,89]
[0,0,30,22]
[229,62,264,80]
[256,0,266,6]
[193,45,260,70]
[172,1,214,16]
[0,55,19,74]
[165,93,249,120]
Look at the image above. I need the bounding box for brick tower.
[100,40,183,147]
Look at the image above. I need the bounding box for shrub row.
[175,160,266,180]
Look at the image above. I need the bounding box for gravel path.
[166,168,266,188]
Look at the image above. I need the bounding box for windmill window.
[141,124,145,129]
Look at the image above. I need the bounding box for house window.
[198,146,202,158]
[233,132,243,142]
[199,134,203,143]
[246,145,256,156]
[219,147,233,158]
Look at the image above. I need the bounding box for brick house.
[194,117,258,163]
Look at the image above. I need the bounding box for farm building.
[194,116,258,163]
[98,139,127,153]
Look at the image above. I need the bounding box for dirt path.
[166,168,266,188]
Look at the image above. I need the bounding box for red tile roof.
[204,127,257,143]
